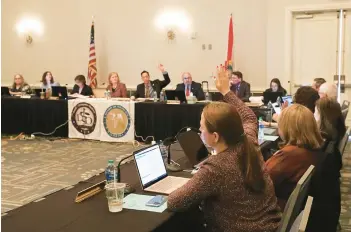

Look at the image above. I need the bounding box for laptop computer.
[52,86,68,99]
[282,95,293,106]
[1,87,10,96]
[134,144,190,195]
[177,130,209,167]
[165,90,187,103]
[33,88,46,97]
[263,91,283,105]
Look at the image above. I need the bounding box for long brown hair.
[203,102,265,193]
[316,98,346,142]
[41,71,54,85]
[279,104,323,149]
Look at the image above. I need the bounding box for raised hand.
[215,65,231,95]
[158,64,165,73]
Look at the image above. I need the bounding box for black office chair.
[277,165,315,232]
[338,127,351,156]
[289,196,314,232]
[342,108,348,122]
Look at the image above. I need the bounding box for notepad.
[123,194,167,213]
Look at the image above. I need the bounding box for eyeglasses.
[183,77,190,80]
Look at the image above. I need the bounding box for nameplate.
[167,100,180,104]
[75,180,106,203]
[49,97,59,100]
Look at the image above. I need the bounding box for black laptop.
[33,88,46,97]
[177,130,209,167]
[52,86,68,99]
[165,90,187,103]
[1,87,10,96]
[263,91,283,105]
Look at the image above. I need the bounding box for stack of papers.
[123,194,168,213]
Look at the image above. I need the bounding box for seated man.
[312,78,326,91]
[230,71,251,102]
[134,64,170,99]
[175,72,205,100]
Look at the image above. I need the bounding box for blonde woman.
[265,104,324,210]
[9,74,31,95]
[106,72,127,98]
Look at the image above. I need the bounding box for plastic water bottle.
[160,91,165,102]
[105,160,117,184]
[258,117,265,142]
[205,91,210,101]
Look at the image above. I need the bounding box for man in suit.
[175,72,205,100]
[133,64,171,99]
[230,71,251,102]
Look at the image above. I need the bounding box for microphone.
[117,154,135,194]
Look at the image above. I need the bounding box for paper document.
[123,194,167,213]
[264,135,279,141]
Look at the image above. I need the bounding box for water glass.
[105,183,125,213]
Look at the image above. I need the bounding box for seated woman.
[106,72,127,98]
[168,66,281,232]
[71,75,93,96]
[9,74,31,95]
[264,78,287,96]
[306,97,346,232]
[41,71,60,89]
[265,104,324,210]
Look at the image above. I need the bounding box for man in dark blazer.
[133,64,171,99]
[230,71,251,102]
[175,72,205,100]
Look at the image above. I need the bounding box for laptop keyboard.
[146,176,189,194]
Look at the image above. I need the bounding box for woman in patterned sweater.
[168,66,282,232]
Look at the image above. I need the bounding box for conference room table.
[1,97,273,141]
[1,141,277,232]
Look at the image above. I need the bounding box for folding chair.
[277,165,315,232]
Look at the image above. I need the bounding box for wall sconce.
[26,35,33,44]
[155,9,191,41]
[167,30,176,41]
[15,17,43,44]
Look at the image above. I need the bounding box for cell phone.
[145,195,167,207]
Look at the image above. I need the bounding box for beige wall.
[266,0,351,93]
[1,0,267,90]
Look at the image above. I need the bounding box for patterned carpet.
[341,142,351,231]
[1,138,139,213]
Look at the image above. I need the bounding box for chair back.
[277,165,315,232]
[341,100,350,110]
[338,127,351,156]
[342,108,348,121]
[92,88,106,98]
[289,196,314,232]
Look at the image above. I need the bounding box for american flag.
[88,21,97,88]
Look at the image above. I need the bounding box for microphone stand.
[162,127,202,172]
[117,154,135,194]
[163,137,182,172]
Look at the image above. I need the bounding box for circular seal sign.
[71,102,97,135]
[103,105,131,138]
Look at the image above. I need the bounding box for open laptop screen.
[134,145,167,188]
[282,96,293,106]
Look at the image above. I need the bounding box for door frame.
[284,3,351,93]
